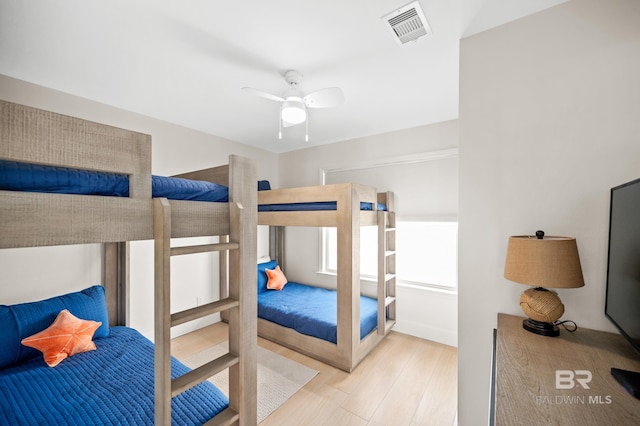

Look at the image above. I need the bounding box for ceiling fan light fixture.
[244,70,343,141]
[281,100,306,124]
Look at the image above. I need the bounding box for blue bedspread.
[0,161,228,202]
[0,326,228,425]
[257,282,378,344]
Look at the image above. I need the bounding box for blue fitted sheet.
[0,161,228,202]
[257,282,378,344]
[0,326,228,425]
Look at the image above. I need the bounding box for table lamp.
[504,230,584,336]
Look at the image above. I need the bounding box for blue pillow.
[258,180,271,191]
[0,285,110,369]
[258,260,278,293]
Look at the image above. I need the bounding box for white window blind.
[322,150,458,289]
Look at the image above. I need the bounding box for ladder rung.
[384,273,396,282]
[385,227,396,232]
[385,296,396,307]
[385,250,396,257]
[203,407,239,426]
[378,318,396,335]
[172,352,239,397]
[171,297,239,327]
[385,319,396,332]
[171,242,239,256]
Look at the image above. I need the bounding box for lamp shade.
[504,235,585,289]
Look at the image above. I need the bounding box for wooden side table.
[493,313,640,425]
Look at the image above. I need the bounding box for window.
[321,149,458,290]
[395,221,457,288]
[322,221,457,289]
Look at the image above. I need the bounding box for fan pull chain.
[305,118,309,142]
[278,114,282,140]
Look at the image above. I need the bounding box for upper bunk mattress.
[0,160,228,202]
[257,282,378,344]
[0,326,227,425]
[258,201,387,212]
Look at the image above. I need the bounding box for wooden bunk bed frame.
[256,183,397,372]
[0,100,257,425]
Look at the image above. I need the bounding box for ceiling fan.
[242,70,345,141]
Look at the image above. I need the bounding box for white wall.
[0,75,277,339]
[458,0,640,424]
[279,121,459,347]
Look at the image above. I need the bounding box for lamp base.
[522,318,560,337]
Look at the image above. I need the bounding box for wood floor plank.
[321,407,368,426]
[171,331,213,359]
[411,345,458,426]
[325,331,406,394]
[368,340,446,425]
[172,322,457,426]
[339,333,422,420]
[260,381,349,426]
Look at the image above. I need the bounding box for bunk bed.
[0,100,257,425]
[255,182,397,372]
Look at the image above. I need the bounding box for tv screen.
[605,177,640,399]
[605,177,640,353]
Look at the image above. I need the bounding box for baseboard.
[393,319,458,347]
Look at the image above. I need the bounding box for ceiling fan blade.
[242,87,285,102]
[303,87,345,108]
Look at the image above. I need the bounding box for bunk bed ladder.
[377,210,397,335]
[154,198,244,426]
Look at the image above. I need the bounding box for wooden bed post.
[103,242,130,327]
[103,137,150,328]
[269,226,285,269]
[227,155,258,425]
[336,185,361,369]
[154,198,172,426]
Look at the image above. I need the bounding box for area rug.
[181,342,318,423]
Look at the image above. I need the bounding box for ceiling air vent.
[382,1,431,45]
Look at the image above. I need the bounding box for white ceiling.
[0,0,566,153]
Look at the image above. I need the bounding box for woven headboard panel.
[0,100,152,197]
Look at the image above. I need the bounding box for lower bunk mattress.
[0,326,228,425]
[258,282,378,344]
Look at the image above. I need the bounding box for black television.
[605,177,640,399]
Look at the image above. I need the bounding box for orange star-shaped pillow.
[266,265,288,291]
[21,309,102,367]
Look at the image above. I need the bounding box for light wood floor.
[172,322,457,426]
